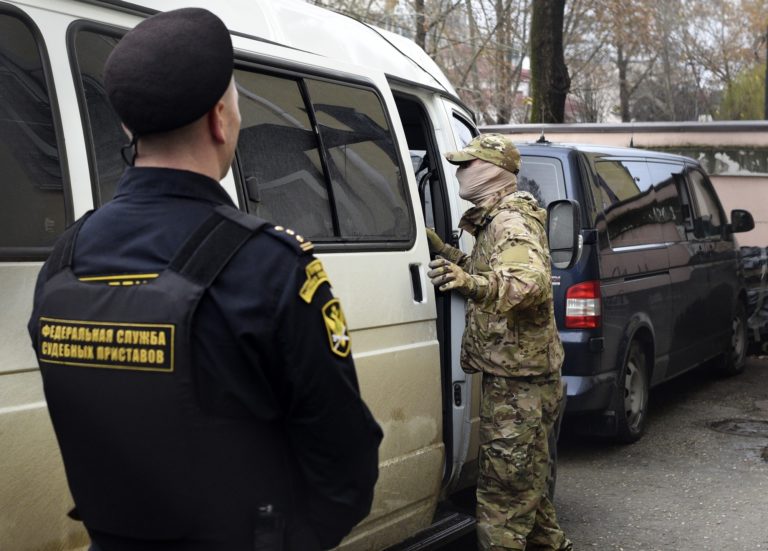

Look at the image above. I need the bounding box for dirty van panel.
[0,7,86,551]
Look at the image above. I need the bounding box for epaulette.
[265,224,314,254]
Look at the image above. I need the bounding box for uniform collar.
[113,167,236,206]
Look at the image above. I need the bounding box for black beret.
[104,8,233,135]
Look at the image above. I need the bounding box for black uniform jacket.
[28,167,383,550]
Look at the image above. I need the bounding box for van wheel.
[614,342,649,443]
[719,301,747,376]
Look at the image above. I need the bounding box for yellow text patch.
[38,317,175,372]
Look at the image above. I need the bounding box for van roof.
[86,0,458,99]
[515,141,697,164]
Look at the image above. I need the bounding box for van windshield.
[517,155,567,208]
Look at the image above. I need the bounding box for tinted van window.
[0,13,66,256]
[516,155,566,208]
[72,29,124,205]
[235,70,334,238]
[452,114,475,148]
[647,161,686,241]
[687,169,723,238]
[594,160,642,207]
[594,160,661,248]
[235,68,411,243]
[306,79,410,240]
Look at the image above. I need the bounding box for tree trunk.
[764,28,768,120]
[464,0,484,116]
[530,0,571,123]
[495,0,513,124]
[414,0,427,50]
[617,45,631,122]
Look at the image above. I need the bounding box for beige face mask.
[456,160,517,206]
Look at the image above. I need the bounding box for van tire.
[718,301,748,377]
[614,342,649,443]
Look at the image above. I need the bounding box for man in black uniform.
[27,8,382,551]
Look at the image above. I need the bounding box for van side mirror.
[730,209,754,233]
[547,199,581,270]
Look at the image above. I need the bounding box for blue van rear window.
[517,156,567,208]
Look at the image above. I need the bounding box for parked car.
[514,141,754,442]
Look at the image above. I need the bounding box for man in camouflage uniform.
[427,134,571,551]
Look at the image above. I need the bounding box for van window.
[0,13,66,257]
[517,155,566,208]
[452,114,476,148]
[687,169,723,238]
[647,161,687,239]
[593,160,644,208]
[72,29,124,205]
[306,79,410,240]
[594,160,661,248]
[235,70,334,238]
[619,161,653,193]
[235,67,411,243]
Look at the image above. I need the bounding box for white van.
[0,1,487,549]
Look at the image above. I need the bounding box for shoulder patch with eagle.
[322,298,351,358]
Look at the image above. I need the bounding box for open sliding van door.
[392,87,481,495]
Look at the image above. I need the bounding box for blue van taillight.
[565,281,601,329]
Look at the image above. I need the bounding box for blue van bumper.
[562,372,617,412]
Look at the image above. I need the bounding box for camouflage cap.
[445,133,521,174]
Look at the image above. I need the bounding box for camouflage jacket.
[455,191,564,379]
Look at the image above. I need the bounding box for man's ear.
[208,100,226,144]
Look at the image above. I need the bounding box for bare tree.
[530,0,570,122]
[309,0,766,123]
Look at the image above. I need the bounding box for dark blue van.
[517,143,754,442]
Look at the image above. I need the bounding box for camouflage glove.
[425,227,445,255]
[425,228,466,264]
[427,258,487,300]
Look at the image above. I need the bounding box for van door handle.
[409,263,424,303]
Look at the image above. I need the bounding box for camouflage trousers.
[476,374,570,551]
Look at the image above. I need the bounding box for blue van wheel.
[614,342,649,443]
